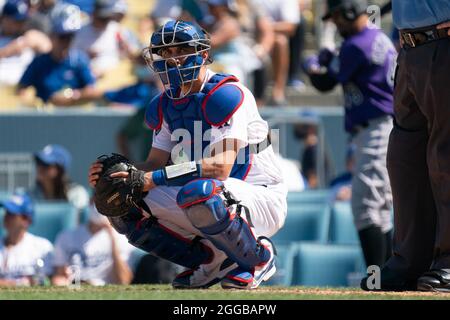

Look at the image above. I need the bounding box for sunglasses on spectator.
[5,211,24,217]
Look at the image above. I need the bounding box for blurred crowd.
[0,0,327,110]
[0,144,181,287]
[0,0,401,287]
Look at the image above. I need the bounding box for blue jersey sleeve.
[336,43,366,84]
[18,57,39,88]
[74,51,96,87]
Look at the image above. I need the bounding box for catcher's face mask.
[142,20,211,100]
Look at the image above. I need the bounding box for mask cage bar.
[142,34,211,99]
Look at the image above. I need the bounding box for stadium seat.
[272,203,331,244]
[30,202,78,242]
[287,189,331,205]
[0,191,11,202]
[290,242,365,287]
[0,192,11,238]
[263,243,297,287]
[0,201,78,242]
[328,201,360,245]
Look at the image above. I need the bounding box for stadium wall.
[0,107,346,190]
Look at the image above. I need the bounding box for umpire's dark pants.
[385,36,450,279]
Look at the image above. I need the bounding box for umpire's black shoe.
[360,267,418,292]
[417,269,450,292]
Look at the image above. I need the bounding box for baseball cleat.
[417,269,450,292]
[172,248,238,289]
[220,268,254,289]
[221,237,277,290]
[360,266,418,291]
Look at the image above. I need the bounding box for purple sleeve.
[335,43,366,84]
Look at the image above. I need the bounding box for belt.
[400,26,449,49]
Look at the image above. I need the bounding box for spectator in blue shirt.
[17,3,99,106]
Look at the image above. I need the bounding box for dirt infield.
[1,285,450,300]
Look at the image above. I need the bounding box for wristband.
[152,161,202,186]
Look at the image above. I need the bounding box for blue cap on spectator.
[50,3,82,34]
[207,0,236,8]
[113,0,128,15]
[34,144,72,171]
[1,191,34,221]
[95,0,121,17]
[2,0,29,21]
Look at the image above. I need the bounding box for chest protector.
[145,73,252,180]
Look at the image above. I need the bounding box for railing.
[0,153,34,193]
[0,106,345,190]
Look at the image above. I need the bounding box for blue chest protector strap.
[176,179,271,271]
[144,74,241,132]
[108,205,212,269]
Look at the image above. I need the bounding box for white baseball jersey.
[0,232,53,283]
[147,69,288,239]
[152,69,284,187]
[52,225,134,285]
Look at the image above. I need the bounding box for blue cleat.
[172,249,238,289]
[221,237,277,290]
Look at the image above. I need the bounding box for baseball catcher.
[89,20,287,290]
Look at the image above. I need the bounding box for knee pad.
[110,208,213,269]
[176,179,271,270]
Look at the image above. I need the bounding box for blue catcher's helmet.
[142,20,211,100]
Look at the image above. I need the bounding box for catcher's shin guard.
[109,208,212,269]
[176,179,271,271]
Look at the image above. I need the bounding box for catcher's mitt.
[93,153,146,217]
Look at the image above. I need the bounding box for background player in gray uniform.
[304,0,396,270]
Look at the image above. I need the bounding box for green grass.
[1,285,450,300]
